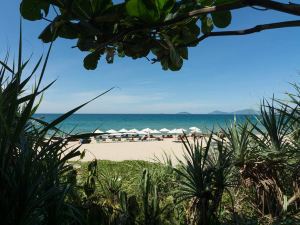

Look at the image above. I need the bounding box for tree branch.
[180,20,300,47]
[93,0,300,52]
[164,0,300,28]
[246,0,300,15]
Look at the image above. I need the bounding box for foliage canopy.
[19,0,300,71]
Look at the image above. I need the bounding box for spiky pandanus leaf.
[226,96,300,218]
[174,134,233,225]
[0,25,111,225]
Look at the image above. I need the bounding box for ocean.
[34,114,257,134]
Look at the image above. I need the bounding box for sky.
[0,1,299,114]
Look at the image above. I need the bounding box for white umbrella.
[170,128,186,134]
[129,129,139,133]
[106,129,117,134]
[94,129,103,134]
[142,128,153,133]
[189,127,199,130]
[137,130,147,135]
[191,128,202,133]
[168,129,178,134]
[160,128,170,132]
[151,129,161,134]
[118,128,128,133]
[178,128,187,132]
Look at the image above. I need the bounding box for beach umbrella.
[118,128,128,133]
[191,128,202,133]
[137,130,147,135]
[168,129,178,134]
[142,128,153,133]
[160,128,170,133]
[129,128,139,133]
[94,129,103,134]
[151,129,161,134]
[106,129,117,134]
[189,127,199,130]
[169,128,186,134]
[178,128,187,132]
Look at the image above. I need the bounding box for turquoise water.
[34,114,257,134]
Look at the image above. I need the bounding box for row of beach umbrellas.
[94,127,202,135]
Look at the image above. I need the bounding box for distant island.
[209,109,258,115]
[177,112,191,115]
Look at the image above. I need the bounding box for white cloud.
[37,90,168,113]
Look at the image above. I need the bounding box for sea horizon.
[35,112,257,115]
[34,113,257,134]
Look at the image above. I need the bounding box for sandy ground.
[68,138,188,162]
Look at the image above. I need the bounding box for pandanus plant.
[141,168,162,225]
[0,26,111,225]
[224,97,300,219]
[0,26,81,225]
[117,191,139,225]
[174,134,233,225]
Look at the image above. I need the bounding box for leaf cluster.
[20,0,232,71]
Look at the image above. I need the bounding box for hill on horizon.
[209,109,258,115]
[176,112,191,114]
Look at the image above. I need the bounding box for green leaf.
[39,23,58,43]
[161,57,169,70]
[71,0,93,19]
[84,51,101,70]
[90,0,113,15]
[200,0,214,6]
[58,23,79,39]
[80,149,86,159]
[181,21,200,46]
[178,47,188,60]
[155,0,175,13]
[126,0,160,23]
[211,11,231,28]
[20,0,50,21]
[201,16,213,34]
[105,47,115,64]
[169,48,183,71]
[77,37,97,51]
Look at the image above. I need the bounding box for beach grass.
[75,160,174,195]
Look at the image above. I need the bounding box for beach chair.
[68,137,79,142]
[80,138,91,144]
[141,136,148,141]
[95,136,102,143]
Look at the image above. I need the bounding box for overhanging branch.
[163,0,300,28]
[181,20,300,47]
[93,0,300,51]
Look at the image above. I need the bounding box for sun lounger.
[80,138,91,144]
[68,137,79,142]
[141,136,148,141]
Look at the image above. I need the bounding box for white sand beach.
[68,138,188,162]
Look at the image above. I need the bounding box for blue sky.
[0,1,299,113]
